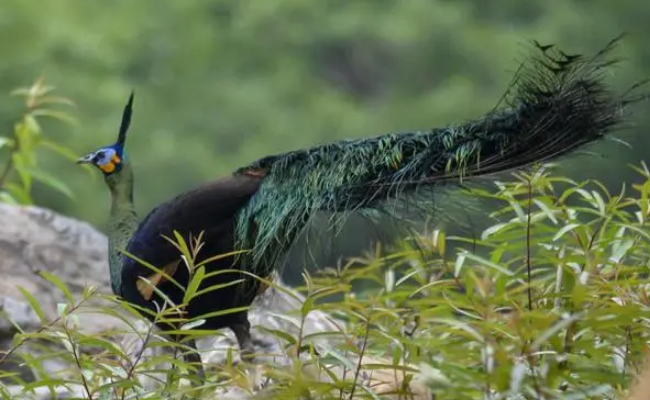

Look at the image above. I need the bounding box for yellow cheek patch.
[112,154,121,163]
[136,261,180,301]
[99,162,116,173]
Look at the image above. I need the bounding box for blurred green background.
[1,0,649,274]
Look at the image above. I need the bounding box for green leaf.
[533,199,559,224]
[591,189,607,216]
[121,249,184,291]
[0,137,13,149]
[0,191,19,205]
[161,231,193,269]
[193,306,249,320]
[4,182,33,205]
[40,140,81,162]
[180,319,206,330]
[481,222,515,240]
[552,223,581,242]
[40,271,75,304]
[22,115,42,140]
[320,349,358,370]
[461,252,514,276]
[33,95,76,108]
[354,384,383,400]
[56,303,68,316]
[454,252,466,277]
[428,318,484,341]
[17,287,47,323]
[258,327,297,345]
[384,268,395,292]
[30,109,78,126]
[183,265,205,303]
[23,167,74,199]
[195,249,248,268]
[192,279,245,298]
[530,312,583,350]
[301,296,315,316]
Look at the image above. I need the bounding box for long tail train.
[234,36,645,269]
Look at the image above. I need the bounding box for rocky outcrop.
[0,204,431,399]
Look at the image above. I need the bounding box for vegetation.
[3,161,650,399]
[0,78,81,205]
[1,2,649,399]
[1,85,650,397]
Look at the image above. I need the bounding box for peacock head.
[77,92,133,176]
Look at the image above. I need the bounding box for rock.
[0,203,118,388]
[0,204,431,399]
[0,203,110,310]
[0,296,41,336]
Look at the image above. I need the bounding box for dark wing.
[120,174,263,291]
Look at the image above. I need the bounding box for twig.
[348,316,371,400]
[524,177,542,398]
[0,142,16,190]
[526,177,533,311]
[0,297,90,366]
[120,314,158,400]
[64,325,94,400]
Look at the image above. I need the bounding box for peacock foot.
[230,319,255,363]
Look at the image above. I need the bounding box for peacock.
[77,38,641,379]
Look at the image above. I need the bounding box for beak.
[76,153,95,164]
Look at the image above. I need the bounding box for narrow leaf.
[17,287,47,323]
[23,168,74,199]
[183,265,205,303]
[40,271,75,304]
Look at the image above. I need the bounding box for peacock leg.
[231,317,255,362]
[183,338,205,382]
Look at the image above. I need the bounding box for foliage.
[0,77,80,205]
[1,165,650,399]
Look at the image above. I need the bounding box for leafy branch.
[0,76,79,205]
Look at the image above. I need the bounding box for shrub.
[0,76,79,205]
[1,163,649,399]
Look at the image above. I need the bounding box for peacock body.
[77,38,641,377]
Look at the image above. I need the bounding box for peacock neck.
[105,164,138,296]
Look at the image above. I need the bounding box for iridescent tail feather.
[234,36,645,271]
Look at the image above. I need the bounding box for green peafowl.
[77,38,642,379]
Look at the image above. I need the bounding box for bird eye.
[96,151,106,161]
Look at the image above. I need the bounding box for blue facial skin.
[77,144,124,175]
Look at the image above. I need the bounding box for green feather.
[232,36,643,275]
[105,160,138,296]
